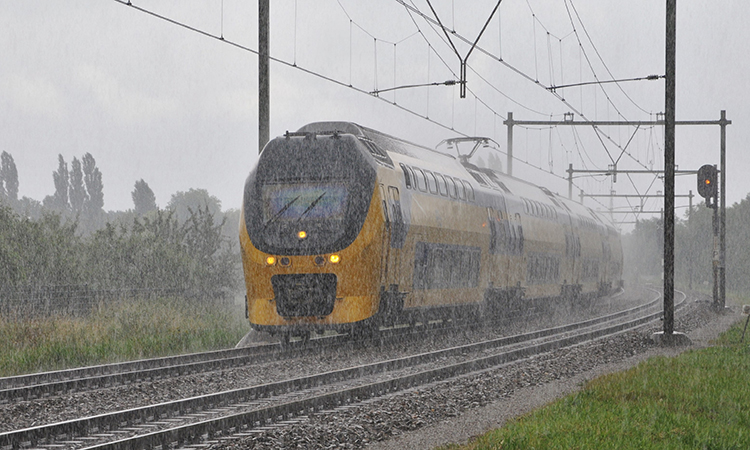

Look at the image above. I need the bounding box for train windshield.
[244,134,376,255]
[262,182,348,225]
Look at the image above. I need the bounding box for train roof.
[293,121,617,232]
[296,121,456,162]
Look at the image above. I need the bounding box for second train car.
[240,122,623,340]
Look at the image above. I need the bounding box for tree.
[69,157,87,215]
[82,153,104,214]
[132,179,157,216]
[50,154,69,212]
[167,188,222,224]
[0,151,19,203]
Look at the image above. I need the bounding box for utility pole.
[663,0,676,338]
[688,190,693,290]
[258,0,270,154]
[505,112,514,176]
[719,110,728,309]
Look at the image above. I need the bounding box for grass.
[0,297,250,377]
[442,317,750,450]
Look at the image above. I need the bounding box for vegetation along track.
[0,311,503,404]
[0,287,682,450]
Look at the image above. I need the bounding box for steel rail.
[0,289,677,449]
[0,315,495,403]
[83,289,681,450]
[0,293,602,403]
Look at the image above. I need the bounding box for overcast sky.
[1,1,747,228]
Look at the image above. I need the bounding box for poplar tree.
[52,154,69,211]
[69,157,87,215]
[82,152,104,215]
[0,151,18,202]
[132,179,157,216]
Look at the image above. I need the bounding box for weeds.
[0,297,249,377]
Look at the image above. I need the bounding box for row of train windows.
[399,163,475,202]
[578,216,598,231]
[413,242,481,290]
[522,198,558,221]
[527,254,561,284]
[582,259,600,281]
[488,214,524,256]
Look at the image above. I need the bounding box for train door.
[560,211,580,297]
[387,186,407,281]
[487,195,510,289]
[378,185,391,285]
[507,211,526,294]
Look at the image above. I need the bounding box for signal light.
[697,164,718,200]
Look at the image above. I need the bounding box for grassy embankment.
[0,297,250,377]
[443,313,750,449]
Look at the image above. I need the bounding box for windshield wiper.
[296,192,327,221]
[263,195,300,229]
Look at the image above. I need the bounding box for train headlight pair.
[265,256,291,266]
[266,254,341,266]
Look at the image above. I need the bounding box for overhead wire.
[567,0,654,116]
[116,0,656,214]
[111,0,470,138]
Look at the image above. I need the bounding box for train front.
[240,131,382,337]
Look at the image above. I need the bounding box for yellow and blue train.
[240,122,623,340]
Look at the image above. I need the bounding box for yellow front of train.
[239,131,385,336]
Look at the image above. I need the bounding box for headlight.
[329,254,341,264]
[266,256,276,266]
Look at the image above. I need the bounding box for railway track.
[0,288,682,450]
[0,288,612,404]
[0,314,488,404]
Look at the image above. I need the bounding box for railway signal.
[697,164,718,208]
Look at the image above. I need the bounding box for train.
[239,122,623,341]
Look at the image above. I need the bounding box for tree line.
[623,195,750,293]
[0,152,241,300]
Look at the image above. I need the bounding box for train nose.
[271,273,338,318]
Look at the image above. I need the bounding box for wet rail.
[0,288,683,450]
[0,310,493,403]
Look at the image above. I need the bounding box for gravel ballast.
[210,295,740,450]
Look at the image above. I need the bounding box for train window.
[446,177,457,198]
[455,177,466,200]
[414,168,428,192]
[462,180,474,201]
[399,163,412,189]
[435,173,448,196]
[469,171,489,187]
[522,199,529,214]
[425,170,438,194]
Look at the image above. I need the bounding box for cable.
[112,0,469,137]
[567,0,654,115]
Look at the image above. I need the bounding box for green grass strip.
[0,297,250,377]
[446,321,750,450]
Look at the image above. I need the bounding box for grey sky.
[1,1,747,225]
